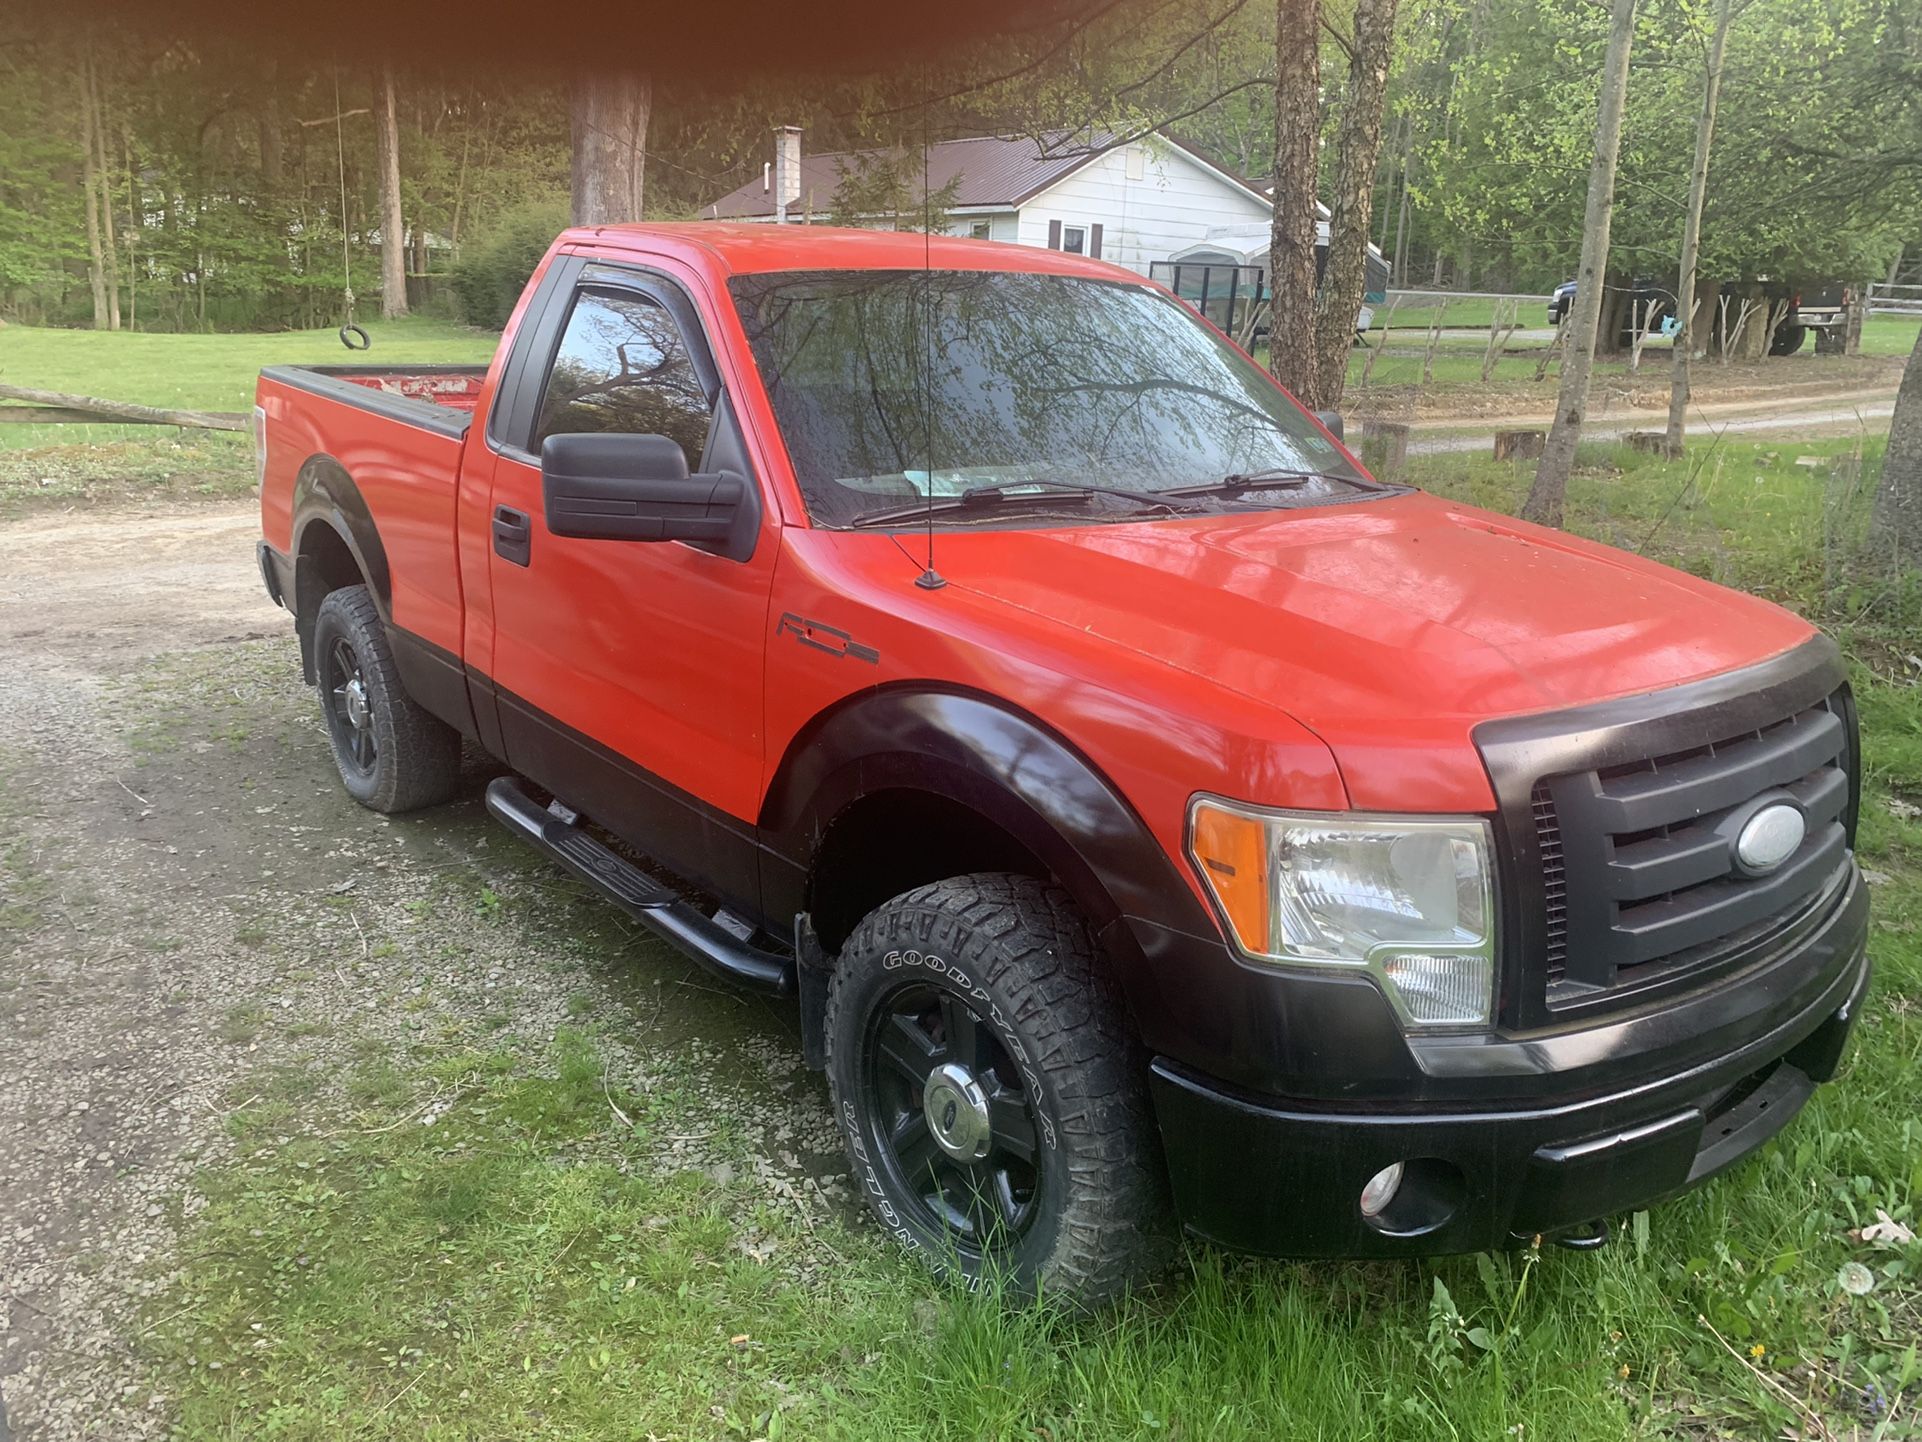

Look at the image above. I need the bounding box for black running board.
[484,776,794,997]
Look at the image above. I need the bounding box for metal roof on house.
[706,129,1270,219]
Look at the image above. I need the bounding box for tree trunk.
[1595,272,1630,358]
[449,124,472,256]
[1267,0,1321,399]
[78,55,109,330]
[377,63,409,319]
[1663,0,1732,457]
[88,54,121,331]
[257,59,283,186]
[123,124,138,331]
[570,72,651,227]
[1522,0,1638,529]
[1309,0,1400,409]
[1695,277,1722,351]
[1872,326,1922,564]
[1392,170,1411,284]
[1375,114,1400,250]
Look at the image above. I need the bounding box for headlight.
[1187,798,1496,1028]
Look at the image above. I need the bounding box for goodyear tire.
[311,585,461,813]
[825,873,1171,1305]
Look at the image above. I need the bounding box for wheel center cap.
[922,1061,992,1163]
[344,677,370,729]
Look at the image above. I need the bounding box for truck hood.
[935,491,1817,809]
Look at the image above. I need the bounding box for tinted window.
[728,269,1363,528]
[534,289,712,461]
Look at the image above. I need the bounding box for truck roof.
[558,221,1147,282]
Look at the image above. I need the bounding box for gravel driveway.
[0,500,835,1439]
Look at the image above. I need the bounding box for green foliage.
[447,201,570,328]
[1416,0,1921,290]
[0,61,84,298]
[826,151,963,231]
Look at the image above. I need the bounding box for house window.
[970,221,991,240]
[1061,225,1087,255]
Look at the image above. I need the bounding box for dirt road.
[1403,388,1897,455]
[0,502,832,1440]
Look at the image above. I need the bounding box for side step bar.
[484,776,794,997]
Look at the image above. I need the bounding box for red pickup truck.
[257,224,1868,1304]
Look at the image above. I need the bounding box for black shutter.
[1089,223,1103,259]
[1047,219,1062,250]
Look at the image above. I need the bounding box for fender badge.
[777,613,879,664]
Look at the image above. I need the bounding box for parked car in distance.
[256,224,1868,1306]
[1548,275,1846,353]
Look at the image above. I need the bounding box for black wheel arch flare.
[757,684,1223,1011]
[289,455,391,681]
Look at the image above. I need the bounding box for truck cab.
[257,224,1868,1306]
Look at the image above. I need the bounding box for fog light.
[1359,1161,1405,1218]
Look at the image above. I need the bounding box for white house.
[707,128,1275,276]
[706,128,1390,333]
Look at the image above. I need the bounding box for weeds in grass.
[218,1002,269,1045]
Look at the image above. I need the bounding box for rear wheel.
[312,585,461,813]
[825,873,1171,1306]
[1770,322,1808,356]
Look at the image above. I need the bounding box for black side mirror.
[1313,410,1345,441]
[541,432,744,546]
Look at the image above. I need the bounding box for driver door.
[483,261,778,911]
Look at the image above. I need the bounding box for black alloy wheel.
[323,634,378,777]
[308,584,461,813]
[825,873,1172,1305]
[864,980,1043,1253]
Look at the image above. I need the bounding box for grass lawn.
[1377,294,1550,331]
[132,430,1922,1439]
[0,317,499,448]
[1860,314,1922,357]
[0,319,501,514]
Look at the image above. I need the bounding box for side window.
[533,288,713,462]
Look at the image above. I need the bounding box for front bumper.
[1149,878,1869,1257]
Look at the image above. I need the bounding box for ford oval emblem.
[1734,803,1806,875]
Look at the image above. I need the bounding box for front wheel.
[825,873,1171,1306]
[312,585,461,813]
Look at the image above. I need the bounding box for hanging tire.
[825,873,1172,1306]
[311,585,461,813]
[1769,322,1808,356]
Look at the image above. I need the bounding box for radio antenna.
[914,97,946,591]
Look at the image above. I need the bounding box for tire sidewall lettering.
[862,949,1054,1154]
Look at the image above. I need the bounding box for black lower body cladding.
[1147,869,1868,1257]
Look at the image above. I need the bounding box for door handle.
[493,505,531,567]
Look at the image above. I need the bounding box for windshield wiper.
[849,479,1203,529]
[1160,467,1353,500]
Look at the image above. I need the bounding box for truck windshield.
[727,269,1374,530]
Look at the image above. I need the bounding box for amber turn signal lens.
[1189,801,1272,955]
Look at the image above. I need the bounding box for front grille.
[1529,689,1853,1013]
[1533,784,1569,984]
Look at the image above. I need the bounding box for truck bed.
[257,362,492,663]
[258,364,488,438]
